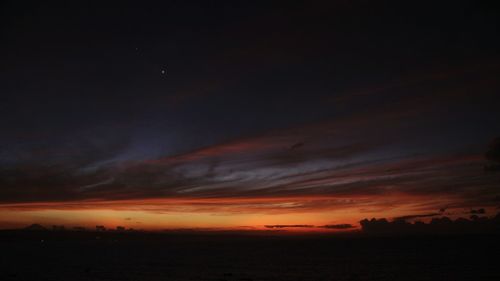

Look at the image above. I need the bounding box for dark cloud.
[290,142,304,150]
[264,225,314,229]
[360,214,500,235]
[393,213,440,222]
[24,224,47,231]
[318,224,354,229]
[470,208,486,214]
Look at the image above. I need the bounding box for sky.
[0,1,499,231]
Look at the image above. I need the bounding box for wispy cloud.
[1,88,499,223]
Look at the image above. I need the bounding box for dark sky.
[0,1,499,229]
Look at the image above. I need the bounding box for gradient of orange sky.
[0,193,476,231]
[1,117,498,231]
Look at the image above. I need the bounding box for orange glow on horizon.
[0,192,471,231]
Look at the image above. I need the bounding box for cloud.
[264,225,314,229]
[79,177,115,191]
[0,104,499,221]
[360,214,500,235]
[393,213,441,222]
[470,208,486,214]
[318,224,354,229]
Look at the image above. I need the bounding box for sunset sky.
[1,1,499,231]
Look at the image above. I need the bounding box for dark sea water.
[0,231,498,281]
